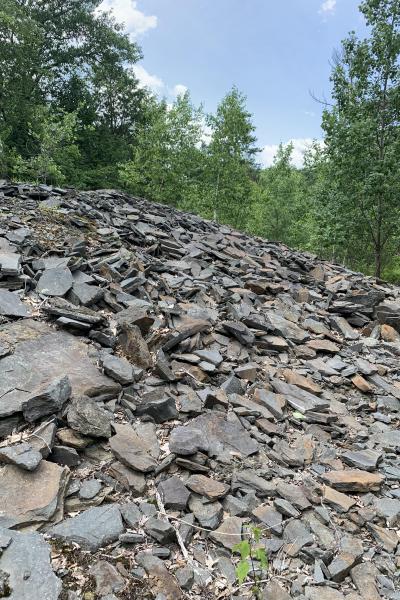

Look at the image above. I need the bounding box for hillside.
[0,182,399,600]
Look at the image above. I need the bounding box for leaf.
[235,560,250,585]
[252,526,261,543]
[255,548,268,570]
[232,540,250,560]
[292,410,305,420]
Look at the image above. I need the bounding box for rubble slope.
[0,182,399,600]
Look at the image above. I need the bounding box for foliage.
[320,0,400,277]
[232,525,268,598]
[119,92,205,207]
[11,107,80,185]
[206,86,260,227]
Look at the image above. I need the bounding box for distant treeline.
[1,0,400,279]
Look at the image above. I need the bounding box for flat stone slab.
[0,441,42,471]
[0,528,62,599]
[37,267,73,296]
[169,412,258,460]
[0,460,69,528]
[0,320,120,419]
[110,423,159,472]
[322,469,384,492]
[50,505,124,551]
[0,290,30,317]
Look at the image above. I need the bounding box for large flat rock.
[0,528,62,599]
[49,505,124,551]
[169,412,258,460]
[0,320,120,419]
[0,460,69,528]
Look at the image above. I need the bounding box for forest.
[1,0,400,280]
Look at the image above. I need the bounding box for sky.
[98,0,367,166]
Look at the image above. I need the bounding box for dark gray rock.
[0,442,42,471]
[79,479,102,500]
[144,516,176,544]
[50,505,124,550]
[22,375,71,422]
[37,267,73,296]
[67,396,113,438]
[102,353,135,385]
[158,476,190,510]
[0,528,62,599]
[0,320,119,419]
[0,290,30,317]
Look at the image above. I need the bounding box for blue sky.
[98,0,367,165]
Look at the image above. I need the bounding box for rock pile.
[0,181,399,600]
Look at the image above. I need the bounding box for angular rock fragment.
[158,476,190,510]
[169,412,258,460]
[136,552,183,599]
[22,375,71,422]
[0,320,120,419]
[50,505,124,551]
[37,267,73,296]
[0,528,62,600]
[0,290,30,317]
[0,442,42,471]
[322,469,384,492]
[186,475,229,500]
[67,396,113,438]
[110,423,158,472]
[0,460,69,528]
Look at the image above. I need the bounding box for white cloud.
[319,0,336,16]
[260,138,323,168]
[97,0,157,37]
[172,84,188,98]
[132,65,164,92]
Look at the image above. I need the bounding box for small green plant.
[232,524,268,598]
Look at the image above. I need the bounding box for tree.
[322,0,400,277]
[0,0,145,186]
[207,87,259,227]
[119,92,205,207]
[11,107,80,185]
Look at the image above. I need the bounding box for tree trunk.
[375,245,382,279]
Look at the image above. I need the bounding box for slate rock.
[0,320,119,419]
[102,353,135,385]
[175,566,194,590]
[158,476,190,510]
[209,516,243,550]
[0,290,30,317]
[79,479,102,500]
[342,449,381,472]
[67,396,113,438]
[109,423,159,472]
[22,375,71,422]
[90,560,124,596]
[120,502,142,528]
[50,505,124,551]
[0,460,69,528]
[136,552,183,599]
[169,412,258,460]
[186,474,229,500]
[322,469,384,492]
[135,392,178,423]
[0,528,62,600]
[0,442,42,471]
[69,282,103,306]
[109,461,146,495]
[262,580,292,600]
[37,267,73,296]
[118,323,153,369]
[144,517,176,544]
